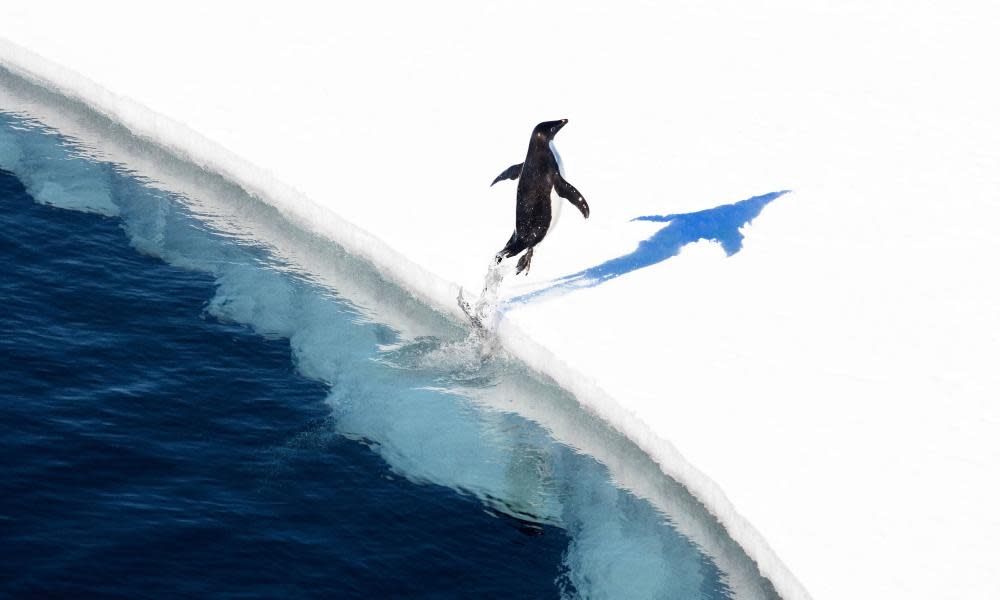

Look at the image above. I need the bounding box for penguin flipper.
[554,173,590,218]
[491,163,523,187]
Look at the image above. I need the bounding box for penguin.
[490,119,589,275]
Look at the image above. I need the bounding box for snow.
[3,2,999,598]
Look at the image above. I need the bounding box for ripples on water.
[0,88,778,600]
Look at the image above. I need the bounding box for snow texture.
[3,2,1000,598]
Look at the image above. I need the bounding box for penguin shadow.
[503,190,791,306]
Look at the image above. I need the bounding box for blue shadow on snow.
[507,190,790,305]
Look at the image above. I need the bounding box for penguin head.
[533,119,568,141]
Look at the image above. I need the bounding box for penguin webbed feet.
[514,248,534,276]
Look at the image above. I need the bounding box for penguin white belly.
[549,188,564,231]
[548,140,565,232]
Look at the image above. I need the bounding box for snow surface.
[3,2,1000,598]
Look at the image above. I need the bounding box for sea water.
[0,77,779,600]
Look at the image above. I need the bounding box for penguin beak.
[554,119,568,134]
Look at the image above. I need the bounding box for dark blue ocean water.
[0,102,777,599]
[0,168,574,598]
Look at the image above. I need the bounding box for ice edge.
[0,36,810,600]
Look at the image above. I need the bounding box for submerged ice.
[0,109,778,600]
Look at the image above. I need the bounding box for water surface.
[0,91,778,600]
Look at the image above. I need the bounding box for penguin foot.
[515,248,534,276]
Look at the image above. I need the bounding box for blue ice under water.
[0,103,778,599]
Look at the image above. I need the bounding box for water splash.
[459,258,510,334]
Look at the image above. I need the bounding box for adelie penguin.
[491,119,589,275]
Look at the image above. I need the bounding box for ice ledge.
[0,37,807,599]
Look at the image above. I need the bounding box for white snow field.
[3,2,999,598]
